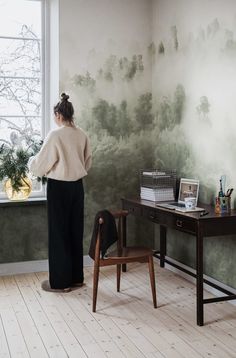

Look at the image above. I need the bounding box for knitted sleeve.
[28,132,59,177]
[84,135,92,172]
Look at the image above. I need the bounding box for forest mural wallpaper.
[59,0,236,287]
[151,0,236,285]
[152,0,236,204]
[60,0,154,250]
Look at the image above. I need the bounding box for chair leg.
[148,255,157,308]
[117,264,121,292]
[93,263,100,312]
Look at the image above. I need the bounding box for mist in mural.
[60,0,154,248]
[152,0,236,204]
[60,0,236,250]
[68,54,156,248]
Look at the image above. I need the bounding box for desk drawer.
[142,207,160,223]
[142,210,196,233]
[122,200,197,234]
[164,214,196,234]
[123,202,142,217]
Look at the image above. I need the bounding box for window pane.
[0,0,41,38]
[0,116,41,144]
[0,37,40,77]
[0,78,41,117]
[0,0,43,197]
[0,0,42,145]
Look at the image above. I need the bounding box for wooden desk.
[121,197,236,326]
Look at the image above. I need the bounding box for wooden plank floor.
[0,262,236,357]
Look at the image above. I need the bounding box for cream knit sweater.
[29,126,92,181]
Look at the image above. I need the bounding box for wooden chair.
[91,210,157,312]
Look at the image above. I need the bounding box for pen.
[221,175,226,196]
[226,188,234,197]
[219,179,224,197]
[200,211,209,217]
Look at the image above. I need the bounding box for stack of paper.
[140,187,175,202]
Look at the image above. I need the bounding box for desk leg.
[122,215,127,272]
[196,226,204,326]
[160,225,166,268]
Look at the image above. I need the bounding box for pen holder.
[219,196,231,212]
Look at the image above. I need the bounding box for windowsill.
[0,197,47,207]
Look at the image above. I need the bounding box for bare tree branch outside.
[0,0,43,194]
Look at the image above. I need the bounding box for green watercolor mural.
[59,0,236,289]
[2,0,236,290]
[63,47,200,251]
[151,14,236,203]
[63,53,155,251]
[150,1,236,288]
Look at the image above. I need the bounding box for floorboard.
[0,262,236,357]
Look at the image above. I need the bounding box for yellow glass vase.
[5,177,32,201]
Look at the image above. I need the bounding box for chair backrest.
[89,210,128,261]
[99,210,128,255]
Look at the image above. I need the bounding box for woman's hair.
[54,93,74,122]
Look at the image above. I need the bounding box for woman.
[29,93,92,292]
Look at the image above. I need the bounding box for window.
[0,0,47,197]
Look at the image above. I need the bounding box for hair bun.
[60,93,69,101]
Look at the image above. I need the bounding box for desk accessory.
[140,169,176,202]
[216,176,233,213]
[219,175,226,196]
[215,197,221,214]
[200,210,209,217]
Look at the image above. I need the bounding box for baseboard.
[155,255,236,306]
[2,255,235,307]
[0,260,49,276]
[0,255,93,276]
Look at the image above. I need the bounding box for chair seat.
[105,246,153,260]
[91,210,157,311]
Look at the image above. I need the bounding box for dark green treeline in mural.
[59,0,155,251]
[58,0,236,289]
[70,54,154,249]
[65,52,193,251]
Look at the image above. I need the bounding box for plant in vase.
[0,140,45,201]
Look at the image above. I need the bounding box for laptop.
[156,178,204,212]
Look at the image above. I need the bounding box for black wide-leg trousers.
[47,178,84,289]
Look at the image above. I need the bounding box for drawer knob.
[149,215,155,220]
[176,219,183,228]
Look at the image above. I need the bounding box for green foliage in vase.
[0,140,46,192]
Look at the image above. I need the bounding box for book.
[140,186,174,202]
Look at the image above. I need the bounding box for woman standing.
[29,93,92,292]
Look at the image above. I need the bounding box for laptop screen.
[178,178,200,204]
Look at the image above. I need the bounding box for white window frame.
[0,0,59,199]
